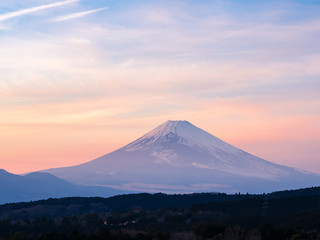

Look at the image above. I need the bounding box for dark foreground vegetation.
[1,187,320,240]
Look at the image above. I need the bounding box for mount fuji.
[42,120,320,193]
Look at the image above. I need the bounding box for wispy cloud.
[52,7,108,22]
[0,0,80,22]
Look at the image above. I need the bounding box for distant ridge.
[42,120,320,193]
[0,169,126,204]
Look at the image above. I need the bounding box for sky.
[0,0,319,174]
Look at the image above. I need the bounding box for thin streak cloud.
[0,0,80,22]
[52,7,108,22]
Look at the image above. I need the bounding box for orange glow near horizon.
[1,97,319,174]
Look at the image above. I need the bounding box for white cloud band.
[0,0,80,22]
[52,7,108,22]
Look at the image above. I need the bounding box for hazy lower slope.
[0,169,125,204]
[42,121,320,193]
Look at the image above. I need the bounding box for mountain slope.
[0,169,125,204]
[42,120,320,193]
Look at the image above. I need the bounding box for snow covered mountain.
[42,120,320,193]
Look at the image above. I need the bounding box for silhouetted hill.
[1,187,320,240]
[1,186,320,219]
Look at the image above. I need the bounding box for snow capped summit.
[135,120,212,142]
[139,120,193,140]
[125,120,239,154]
[42,120,320,194]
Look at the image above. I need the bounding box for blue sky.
[0,0,319,173]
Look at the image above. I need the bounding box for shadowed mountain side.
[0,169,127,204]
